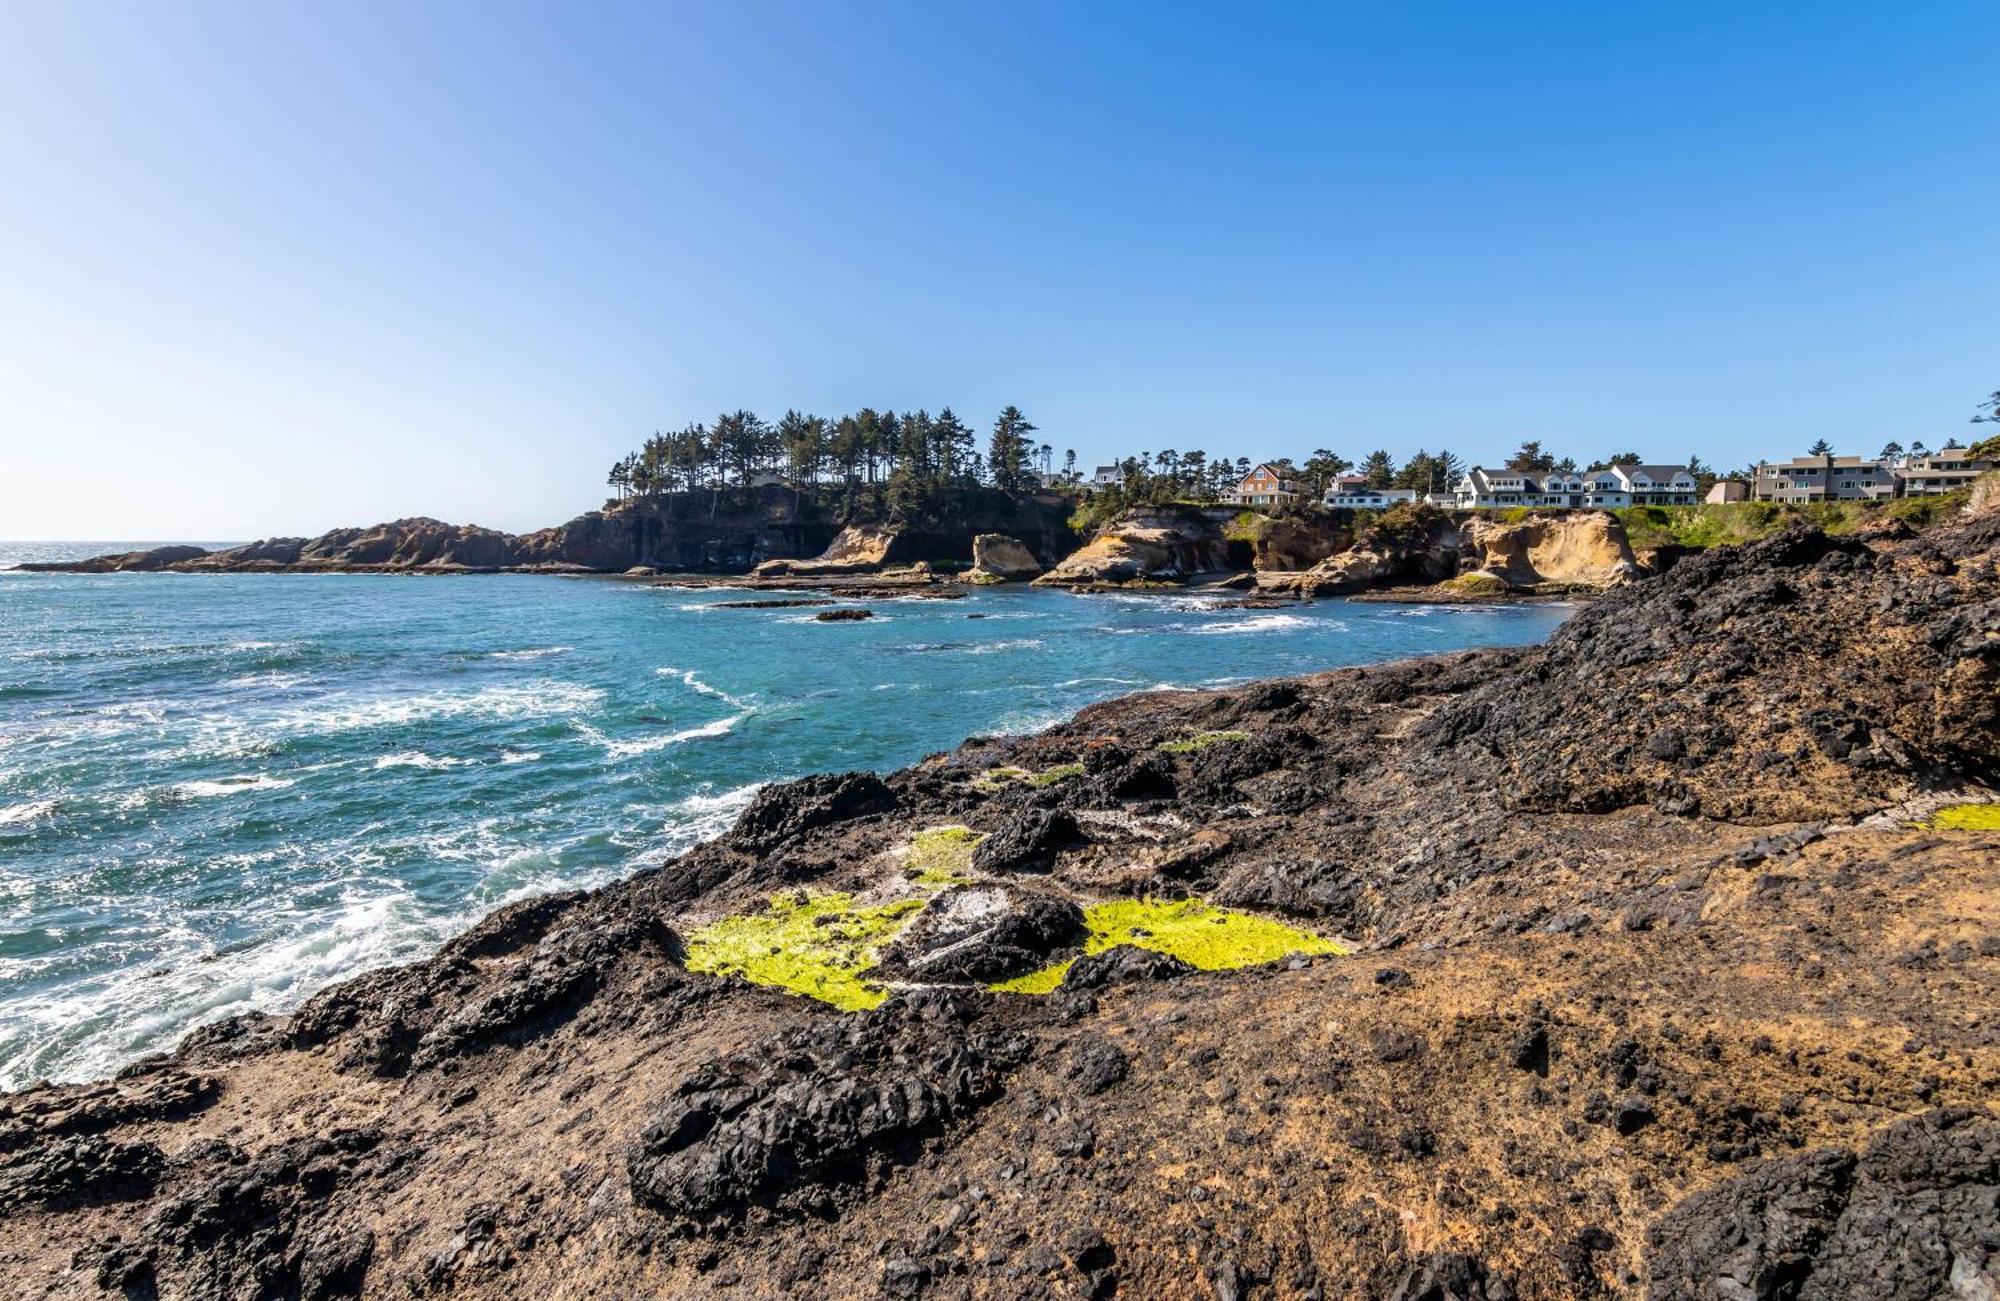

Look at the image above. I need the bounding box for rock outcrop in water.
[4,503,1998,1297]
[22,488,1076,577]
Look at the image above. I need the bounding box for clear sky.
[3,1,1996,538]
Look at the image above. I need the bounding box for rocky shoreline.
[21,501,1661,608]
[1,503,1996,1298]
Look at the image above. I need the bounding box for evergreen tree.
[932,408,976,482]
[988,406,1037,491]
[1360,449,1396,488]
[1504,440,1556,473]
[1806,438,1833,457]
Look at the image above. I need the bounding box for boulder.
[877,885,1086,982]
[1035,506,1239,586]
[966,533,1043,582]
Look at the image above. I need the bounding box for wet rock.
[878,885,1086,982]
[626,991,1029,1228]
[971,808,1082,874]
[1646,1108,2000,1300]
[814,608,873,621]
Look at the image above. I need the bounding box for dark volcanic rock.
[971,807,1082,874]
[0,1134,164,1211]
[1391,1252,1509,1301]
[813,607,873,621]
[728,771,896,854]
[1646,1108,2000,1300]
[877,885,1086,982]
[1062,945,1195,989]
[135,1130,382,1301]
[626,991,1029,1227]
[1418,517,2000,821]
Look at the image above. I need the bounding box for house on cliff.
[1323,476,1417,509]
[1226,463,1303,508]
[1453,464,1698,509]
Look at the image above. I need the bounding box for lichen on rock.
[682,891,923,1011]
[990,897,1343,994]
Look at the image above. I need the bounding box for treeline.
[607,406,1054,509]
[1085,446,1467,512]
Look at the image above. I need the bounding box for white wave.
[499,749,542,764]
[176,774,297,798]
[960,638,1044,655]
[578,711,751,761]
[655,667,752,711]
[373,751,472,771]
[0,798,58,827]
[1190,614,1315,635]
[485,646,571,660]
[186,681,604,756]
[1052,676,1145,688]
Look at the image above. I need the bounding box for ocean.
[0,548,1571,1088]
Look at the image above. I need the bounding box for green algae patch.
[1026,763,1085,787]
[989,897,1343,996]
[683,891,923,1011]
[1158,730,1250,755]
[1931,803,2000,831]
[907,826,984,886]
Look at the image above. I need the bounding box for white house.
[1453,463,1698,509]
[1324,477,1417,509]
[1088,465,1123,490]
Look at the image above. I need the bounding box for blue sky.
[2,1,1996,538]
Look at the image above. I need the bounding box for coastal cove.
[0,569,1569,1089]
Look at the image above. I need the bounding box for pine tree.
[988,406,1037,491]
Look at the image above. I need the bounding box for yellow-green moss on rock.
[907,826,984,885]
[683,891,923,1011]
[990,897,1343,994]
[1158,730,1250,755]
[972,763,1086,792]
[1931,803,2000,831]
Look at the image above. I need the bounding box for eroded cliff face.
[1456,511,1644,589]
[5,508,1997,1299]
[1033,506,1245,586]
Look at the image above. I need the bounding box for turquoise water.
[0,560,1569,1087]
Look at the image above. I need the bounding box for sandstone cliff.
[965,534,1044,583]
[6,509,1996,1299]
[1033,505,1245,586]
[1456,510,1643,589]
